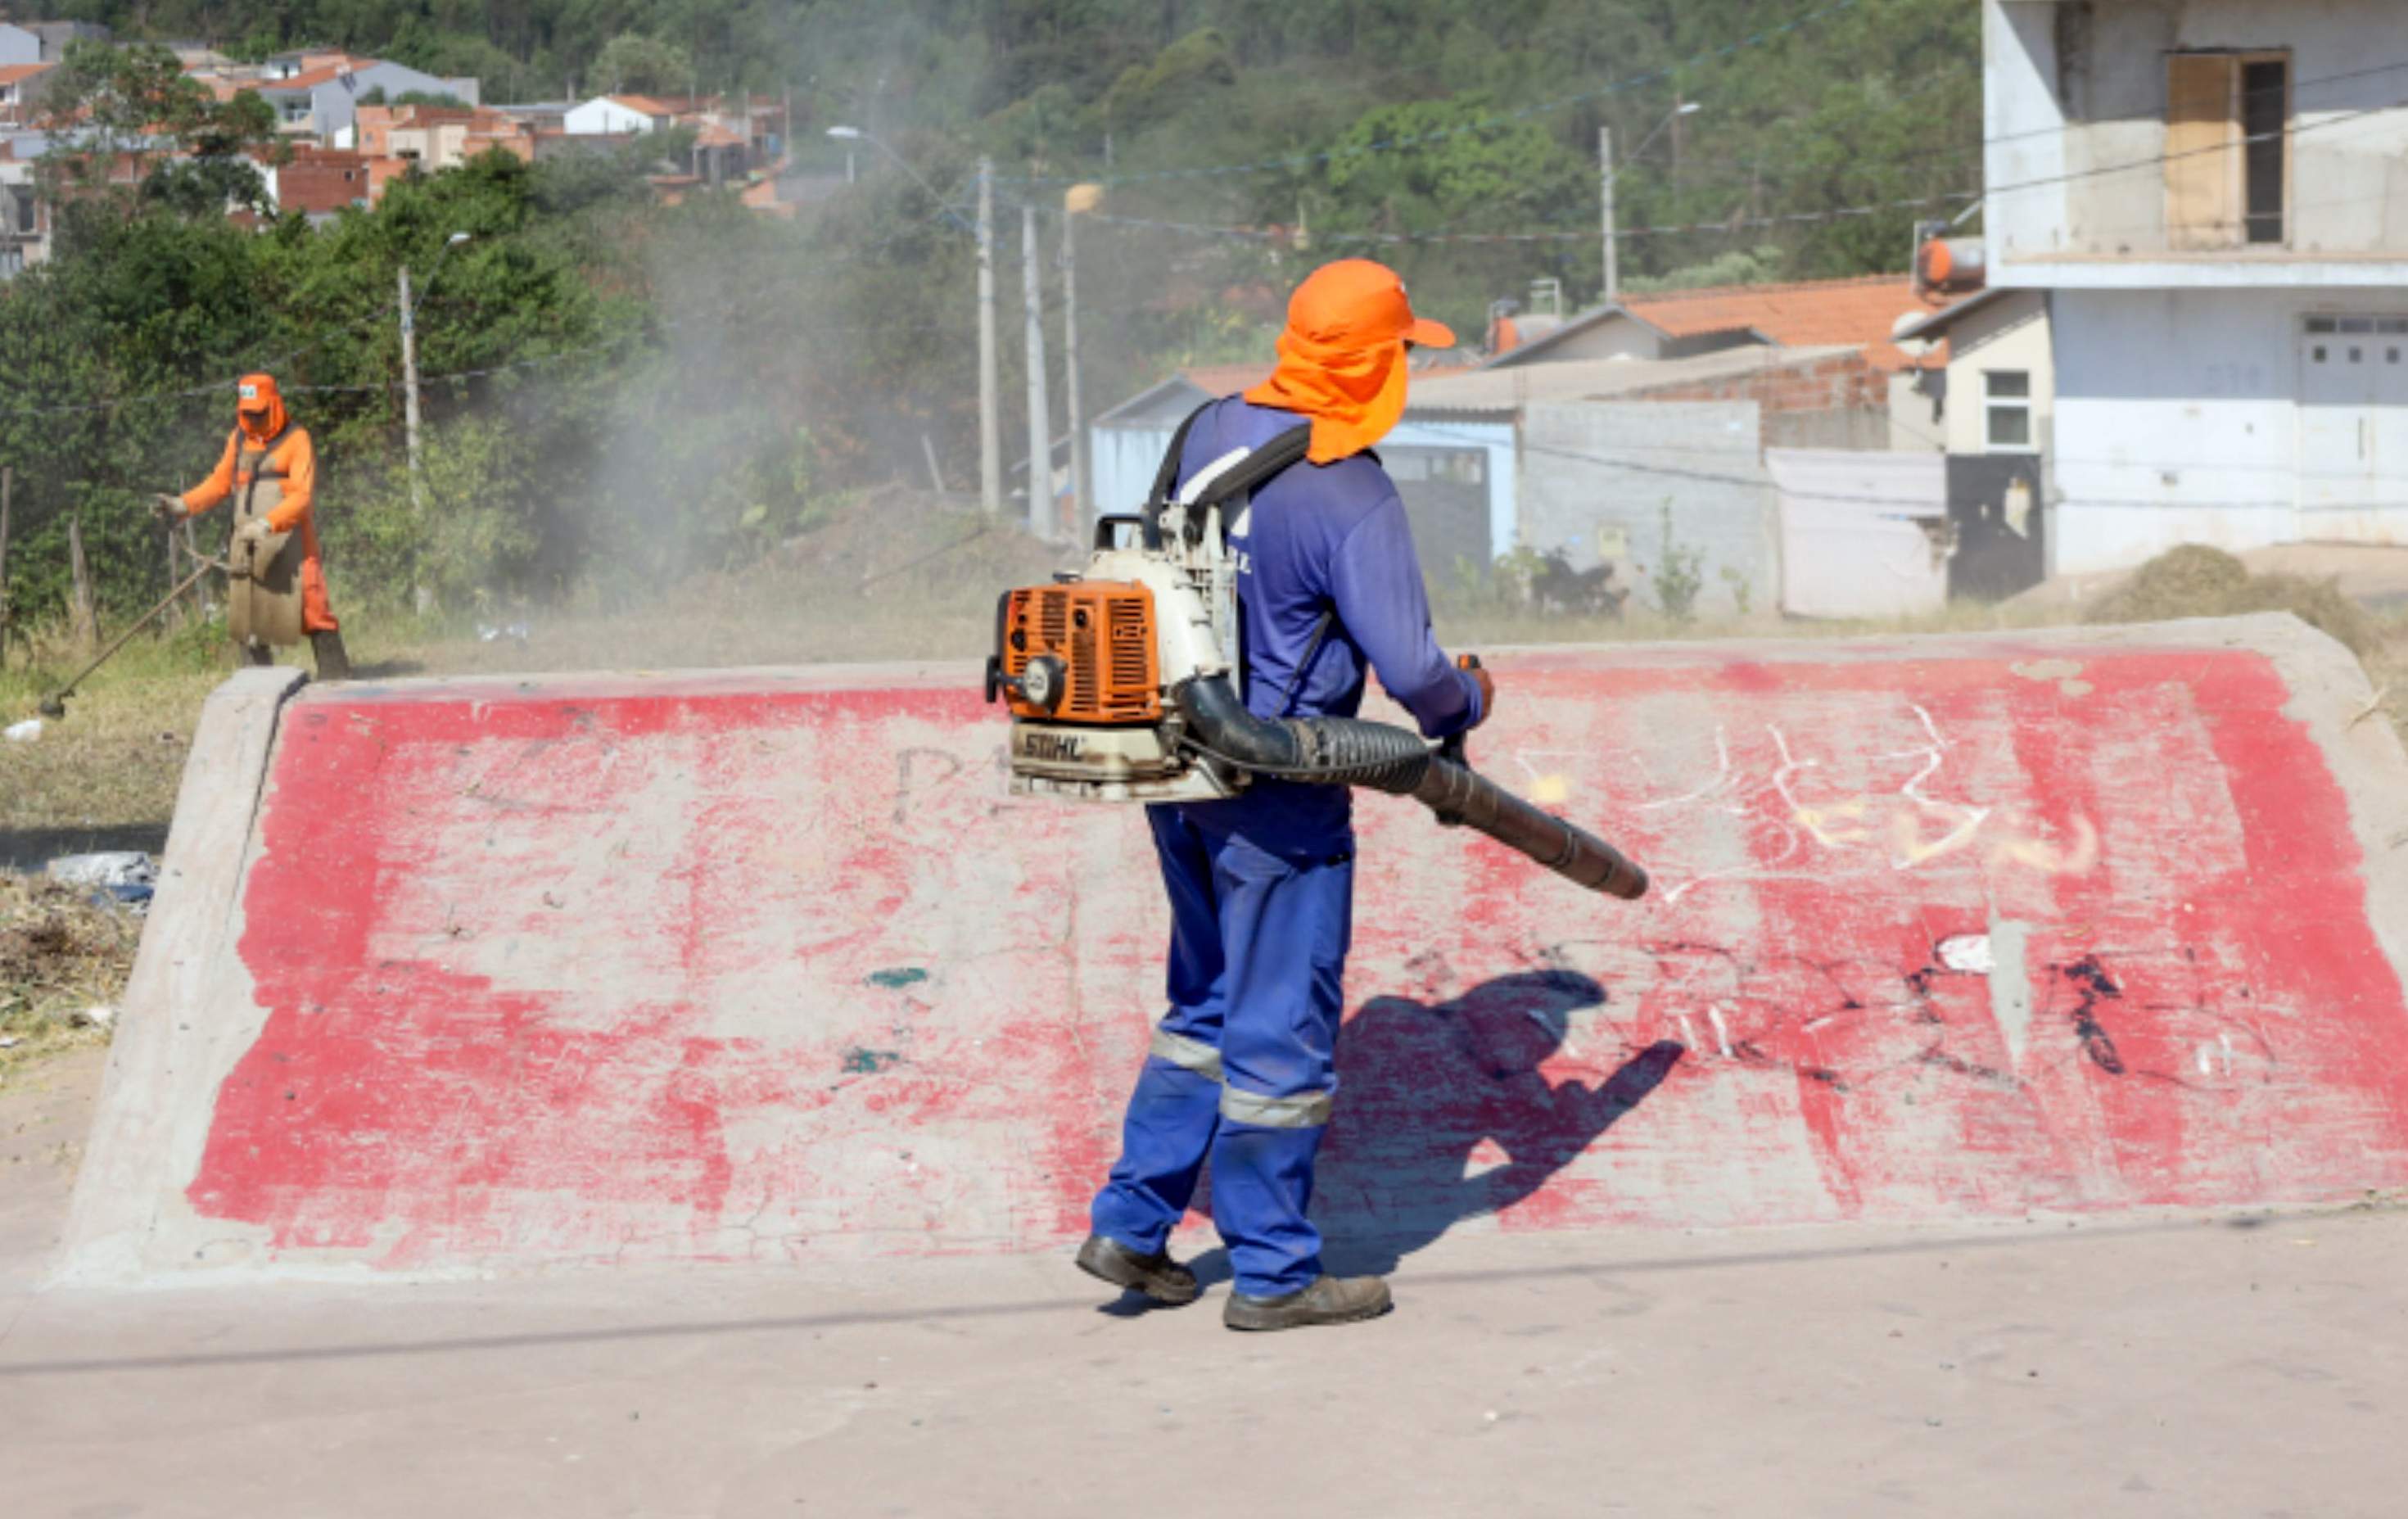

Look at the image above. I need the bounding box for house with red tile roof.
[268,144,377,217]
[355,104,535,173]
[1478,272,1977,456]
[0,61,56,125]
[192,54,478,142]
[1483,274,1957,376]
[1091,319,1950,619]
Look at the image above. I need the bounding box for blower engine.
[984,411,1648,901]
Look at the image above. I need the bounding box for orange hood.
[236,373,288,444]
[1245,259,1454,463]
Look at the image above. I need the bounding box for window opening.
[1985,371,2035,452]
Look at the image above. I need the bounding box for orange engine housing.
[997,581,1161,724]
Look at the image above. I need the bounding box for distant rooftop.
[1408,344,1864,415]
[1490,274,1958,374]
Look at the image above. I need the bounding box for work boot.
[309,629,352,682]
[1074,1234,1200,1306]
[1224,1274,1392,1332]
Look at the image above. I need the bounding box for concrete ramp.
[58,615,2408,1282]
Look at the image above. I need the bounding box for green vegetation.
[0,4,1981,653]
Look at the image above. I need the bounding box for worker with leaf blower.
[1075,260,1497,1331]
[153,373,350,680]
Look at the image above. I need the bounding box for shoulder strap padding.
[1187,423,1312,513]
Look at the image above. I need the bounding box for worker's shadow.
[1110,970,1679,1309]
[1312,969,1683,1277]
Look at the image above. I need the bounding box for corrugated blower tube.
[1174,674,1648,900]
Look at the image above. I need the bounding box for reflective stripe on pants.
[1219,1084,1333,1129]
[1150,1024,1225,1082]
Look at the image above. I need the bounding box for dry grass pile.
[0,873,136,1078]
[2086,545,2382,657]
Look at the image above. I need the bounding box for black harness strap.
[1181,422,1312,518]
[1143,405,1314,546]
[1274,612,1335,718]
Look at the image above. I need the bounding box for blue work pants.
[1090,795,1355,1297]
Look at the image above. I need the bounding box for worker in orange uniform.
[154,373,350,680]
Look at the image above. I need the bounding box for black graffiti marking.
[1901,963,1947,1024]
[1527,937,2240,1096]
[2060,955,2127,1075]
[1918,1047,2022,1091]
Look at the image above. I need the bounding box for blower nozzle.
[1174,675,1647,900]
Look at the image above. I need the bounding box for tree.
[590,33,693,97]
[35,42,285,241]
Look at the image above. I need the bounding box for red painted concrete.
[174,643,2408,1273]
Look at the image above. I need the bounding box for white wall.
[1092,424,1168,523]
[565,97,660,136]
[2052,284,2408,570]
[1986,0,2408,276]
[1769,447,1949,618]
[0,25,38,68]
[1890,372,1945,452]
[1518,401,1774,616]
[1945,289,2055,456]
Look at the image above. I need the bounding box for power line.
[1977,56,2408,151]
[0,291,407,423]
[1980,95,2408,201]
[1071,83,2408,255]
[1078,192,1971,251]
[1019,49,2408,236]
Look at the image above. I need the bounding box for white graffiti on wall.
[1523,703,2102,904]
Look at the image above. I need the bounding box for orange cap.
[1245,259,1455,463]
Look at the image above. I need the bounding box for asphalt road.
[5,1049,2406,1518]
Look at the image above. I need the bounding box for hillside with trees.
[0,0,1979,637]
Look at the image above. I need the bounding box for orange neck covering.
[1245,330,1408,465]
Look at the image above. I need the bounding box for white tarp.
[1769,447,1949,619]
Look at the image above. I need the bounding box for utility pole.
[1021,203,1051,539]
[1597,125,1617,307]
[976,156,1001,518]
[398,263,425,514]
[1060,194,1091,530]
[0,466,11,665]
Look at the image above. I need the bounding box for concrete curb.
[52,667,308,1285]
[46,614,2408,1285]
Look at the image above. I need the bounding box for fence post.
[67,505,97,649]
[0,467,12,666]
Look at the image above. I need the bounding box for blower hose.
[1174,675,1648,900]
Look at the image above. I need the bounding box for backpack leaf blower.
[983,409,1647,901]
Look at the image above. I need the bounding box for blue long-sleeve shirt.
[1177,396,1484,735]
[1164,396,1484,848]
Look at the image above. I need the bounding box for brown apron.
[225,430,306,649]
